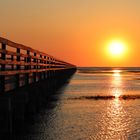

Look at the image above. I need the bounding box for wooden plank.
[0,59,75,69]
[0,59,53,67]
[0,48,73,66]
[0,49,62,64]
[0,49,28,57]
[0,67,74,76]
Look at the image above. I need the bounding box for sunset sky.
[0,0,140,67]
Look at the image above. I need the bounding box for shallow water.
[16,67,140,140]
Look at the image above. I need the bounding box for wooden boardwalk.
[0,37,76,93]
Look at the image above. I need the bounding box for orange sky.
[0,0,140,67]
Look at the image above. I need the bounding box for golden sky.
[0,0,140,67]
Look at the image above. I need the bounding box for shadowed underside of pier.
[0,37,76,135]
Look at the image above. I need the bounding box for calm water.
[17,67,140,140]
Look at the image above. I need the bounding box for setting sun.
[108,40,126,57]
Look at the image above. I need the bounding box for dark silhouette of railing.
[0,37,76,93]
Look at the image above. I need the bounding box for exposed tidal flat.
[9,67,140,140]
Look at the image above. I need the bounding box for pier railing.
[0,37,76,93]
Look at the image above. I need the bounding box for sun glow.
[107,40,126,57]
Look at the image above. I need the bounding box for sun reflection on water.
[112,70,122,98]
[113,89,122,98]
[105,98,128,139]
[96,95,131,139]
[113,70,121,77]
[97,70,130,139]
[94,69,134,139]
[103,70,128,139]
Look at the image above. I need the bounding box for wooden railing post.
[11,55,14,70]
[53,59,55,76]
[40,55,42,69]
[25,50,30,85]
[50,58,52,77]
[39,55,42,80]
[48,57,50,78]
[43,56,47,79]
[16,48,20,88]
[27,50,30,70]
[33,53,36,82]
[0,43,6,93]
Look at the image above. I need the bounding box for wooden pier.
[0,37,76,93]
[0,37,76,135]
